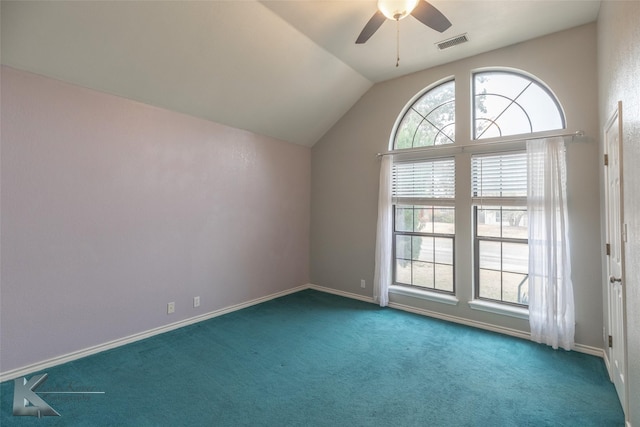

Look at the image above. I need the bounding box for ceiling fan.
[356,0,452,44]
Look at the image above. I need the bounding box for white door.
[604,101,626,410]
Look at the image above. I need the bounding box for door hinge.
[606,243,611,256]
[608,335,613,348]
[604,154,609,166]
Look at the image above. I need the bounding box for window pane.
[502,208,528,239]
[518,85,564,132]
[413,81,454,117]
[474,71,565,140]
[393,80,455,149]
[394,110,423,149]
[434,123,455,146]
[414,207,432,233]
[496,103,532,135]
[502,242,528,274]
[476,207,501,238]
[479,240,501,270]
[396,259,412,284]
[396,235,411,260]
[475,94,513,138]
[434,237,453,264]
[413,261,434,288]
[475,71,530,99]
[433,208,455,234]
[477,207,527,239]
[413,236,433,262]
[479,269,500,300]
[435,264,454,292]
[502,272,529,305]
[413,121,441,148]
[396,206,414,232]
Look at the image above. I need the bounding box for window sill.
[468,300,529,320]
[389,285,459,306]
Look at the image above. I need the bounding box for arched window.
[387,69,567,308]
[473,70,565,140]
[393,80,455,149]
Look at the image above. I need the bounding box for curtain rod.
[376,130,584,157]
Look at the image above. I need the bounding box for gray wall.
[598,2,640,423]
[0,66,310,374]
[312,24,602,348]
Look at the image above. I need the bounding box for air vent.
[436,33,469,50]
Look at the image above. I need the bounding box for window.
[394,80,455,149]
[385,68,565,313]
[473,71,564,140]
[471,152,529,306]
[392,159,455,293]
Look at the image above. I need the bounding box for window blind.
[392,158,455,203]
[471,152,527,199]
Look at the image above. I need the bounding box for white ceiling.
[1,1,601,147]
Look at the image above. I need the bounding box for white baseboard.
[572,343,604,358]
[0,285,308,382]
[307,283,375,303]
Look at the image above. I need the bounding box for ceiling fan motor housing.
[377,0,419,20]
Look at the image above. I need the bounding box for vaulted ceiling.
[1,1,601,146]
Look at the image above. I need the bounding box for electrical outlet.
[167,302,175,314]
[193,296,200,308]
[360,279,366,288]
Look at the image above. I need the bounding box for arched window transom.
[473,70,565,140]
[393,80,455,150]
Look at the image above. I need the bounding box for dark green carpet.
[1,289,624,426]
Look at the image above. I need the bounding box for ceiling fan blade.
[356,11,386,44]
[411,0,452,33]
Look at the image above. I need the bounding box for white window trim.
[389,285,459,306]
[468,299,529,320]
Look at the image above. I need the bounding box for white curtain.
[527,137,575,350]
[373,155,393,307]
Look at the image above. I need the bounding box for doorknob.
[609,276,622,284]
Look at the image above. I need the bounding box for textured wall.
[598,2,640,423]
[311,24,602,348]
[0,67,310,374]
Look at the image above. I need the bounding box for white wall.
[0,67,310,375]
[598,2,640,424]
[311,24,602,348]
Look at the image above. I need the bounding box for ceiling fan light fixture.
[377,0,419,21]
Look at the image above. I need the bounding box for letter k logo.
[13,373,60,417]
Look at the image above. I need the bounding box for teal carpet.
[0,289,624,426]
